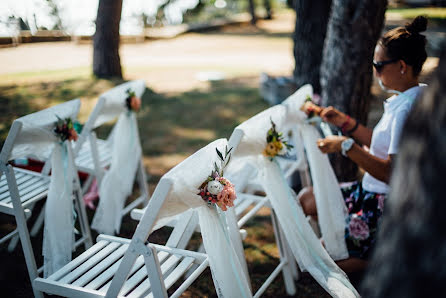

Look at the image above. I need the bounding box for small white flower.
[278,144,287,155]
[207,180,223,195]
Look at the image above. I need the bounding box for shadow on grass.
[137,78,269,157]
[0,77,123,148]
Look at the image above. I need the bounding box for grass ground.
[0,7,443,297]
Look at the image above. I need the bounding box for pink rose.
[68,128,78,141]
[348,215,370,241]
[130,96,141,111]
[216,179,236,211]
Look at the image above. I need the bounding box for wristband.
[346,119,359,135]
[340,116,351,134]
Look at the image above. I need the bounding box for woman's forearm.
[349,123,373,147]
[346,144,392,183]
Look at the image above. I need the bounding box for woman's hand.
[317,135,347,154]
[301,101,323,116]
[320,106,349,127]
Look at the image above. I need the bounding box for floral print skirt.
[341,181,386,260]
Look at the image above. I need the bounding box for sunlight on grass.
[0,67,92,86]
[387,7,446,19]
[173,127,216,141]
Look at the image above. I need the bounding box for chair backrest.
[0,99,81,165]
[74,80,146,154]
[91,79,145,129]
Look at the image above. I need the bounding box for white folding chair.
[227,96,359,297]
[132,131,297,297]
[33,139,252,298]
[73,80,150,235]
[0,99,93,298]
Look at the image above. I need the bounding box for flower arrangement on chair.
[301,95,322,118]
[54,116,78,142]
[125,88,141,112]
[263,119,293,160]
[198,146,236,211]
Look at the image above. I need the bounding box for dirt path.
[0,12,296,94]
[0,10,440,96]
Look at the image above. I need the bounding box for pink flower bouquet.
[198,146,237,211]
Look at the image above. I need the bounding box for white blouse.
[362,84,426,194]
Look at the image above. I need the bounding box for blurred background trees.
[292,0,332,95]
[320,0,387,181]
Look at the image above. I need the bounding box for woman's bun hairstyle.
[380,15,428,76]
[405,15,428,35]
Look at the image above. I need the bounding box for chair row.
[0,80,150,297]
[1,82,359,297]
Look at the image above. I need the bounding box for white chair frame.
[0,103,93,298]
[73,80,150,222]
[33,176,226,297]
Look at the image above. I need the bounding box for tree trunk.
[293,0,332,94]
[93,0,123,79]
[263,0,272,19]
[248,0,257,25]
[320,0,387,181]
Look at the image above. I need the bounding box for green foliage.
[387,7,446,20]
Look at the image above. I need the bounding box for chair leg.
[8,204,39,252]
[30,204,45,237]
[136,159,150,207]
[73,187,93,249]
[225,207,251,288]
[5,166,44,298]
[271,210,296,296]
[283,237,300,281]
[81,174,94,195]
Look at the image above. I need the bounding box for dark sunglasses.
[373,59,398,73]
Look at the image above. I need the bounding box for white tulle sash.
[153,138,253,298]
[43,142,76,277]
[282,85,349,260]
[263,159,358,298]
[92,112,142,234]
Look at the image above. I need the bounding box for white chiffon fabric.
[233,87,358,297]
[9,100,81,162]
[282,85,349,260]
[91,80,146,235]
[9,99,81,277]
[154,139,252,298]
[43,141,76,277]
[92,80,146,129]
[91,112,142,234]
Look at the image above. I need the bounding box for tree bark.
[93,0,123,79]
[293,0,332,94]
[248,0,257,25]
[320,0,387,181]
[263,0,272,20]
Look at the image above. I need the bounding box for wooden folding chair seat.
[34,201,208,298]
[75,138,111,175]
[0,167,49,217]
[34,139,252,298]
[0,99,93,298]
